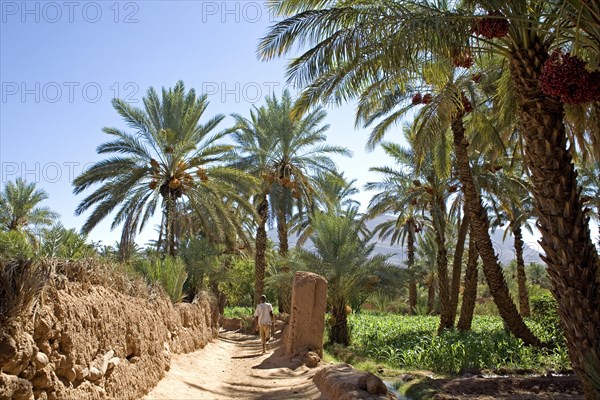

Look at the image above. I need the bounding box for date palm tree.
[260,1,600,390]
[457,227,479,331]
[232,90,349,304]
[365,139,454,330]
[289,169,360,246]
[363,141,426,315]
[489,171,535,317]
[265,90,351,256]
[74,81,255,256]
[296,209,392,345]
[0,178,58,241]
[231,103,277,304]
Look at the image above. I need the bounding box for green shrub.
[0,230,33,261]
[530,292,564,345]
[179,237,221,298]
[221,257,254,307]
[134,256,187,302]
[223,306,254,318]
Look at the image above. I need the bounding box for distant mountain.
[267,214,543,267]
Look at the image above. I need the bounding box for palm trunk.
[458,233,478,332]
[407,222,417,314]
[254,194,269,305]
[450,210,469,324]
[330,297,350,345]
[210,280,226,316]
[510,39,600,397]
[276,208,289,256]
[451,112,542,346]
[513,224,530,317]
[164,193,177,257]
[427,278,436,315]
[276,207,291,313]
[408,279,417,315]
[433,197,452,332]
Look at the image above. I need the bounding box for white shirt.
[254,302,273,325]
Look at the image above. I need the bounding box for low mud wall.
[0,277,219,400]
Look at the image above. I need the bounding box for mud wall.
[0,281,219,400]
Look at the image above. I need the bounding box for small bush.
[223,306,254,318]
[134,256,188,302]
[0,230,33,262]
[530,292,564,345]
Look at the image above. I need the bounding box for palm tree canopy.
[0,178,58,232]
[296,209,394,305]
[73,80,256,249]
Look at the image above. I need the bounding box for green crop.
[347,314,570,374]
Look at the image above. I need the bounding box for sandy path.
[144,329,324,399]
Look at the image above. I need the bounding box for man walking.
[254,295,274,354]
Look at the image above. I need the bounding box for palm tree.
[39,224,97,259]
[258,0,543,342]
[231,104,277,304]
[489,173,535,317]
[0,178,58,240]
[290,169,360,246]
[296,209,392,345]
[263,90,350,256]
[73,81,256,256]
[231,91,349,304]
[415,229,439,315]
[449,204,469,323]
[364,148,425,315]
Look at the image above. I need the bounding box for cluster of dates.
[471,11,509,39]
[539,50,600,105]
[412,93,433,105]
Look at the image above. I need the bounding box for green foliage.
[526,262,551,289]
[179,236,221,298]
[0,178,58,232]
[221,256,255,307]
[39,224,97,259]
[223,306,254,318]
[0,230,34,261]
[72,81,256,255]
[347,314,571,374]
[530,292,564,345]
[0,259,50,327]
[134,256,187,302]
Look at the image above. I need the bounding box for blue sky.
[0,0,399,246]
[1,1,594,250]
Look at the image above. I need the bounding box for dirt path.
[144,329,324,399]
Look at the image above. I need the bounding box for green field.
[336,313,570,374]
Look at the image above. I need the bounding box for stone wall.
[0,281,219,400]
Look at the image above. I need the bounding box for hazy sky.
[0,1,595,250]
